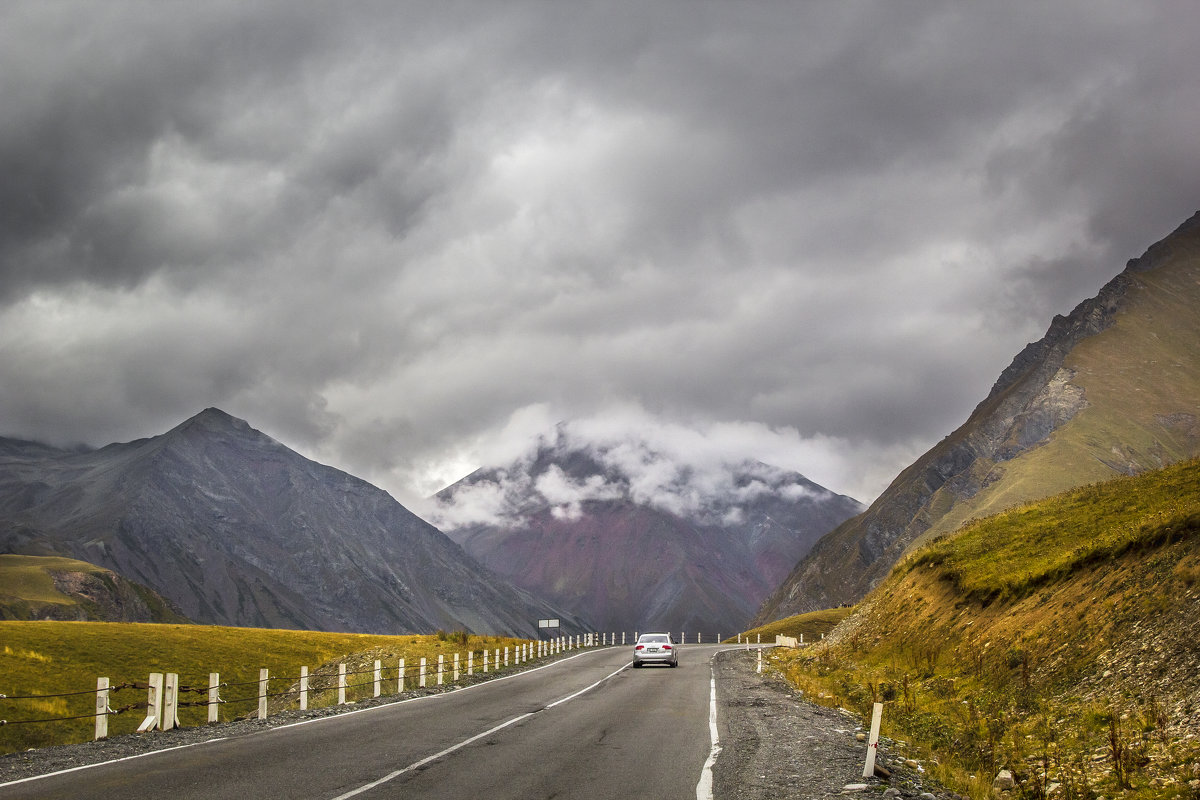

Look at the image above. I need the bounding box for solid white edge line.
[0,738,228,788]
[328,661,631,799]
[0,649,602,789]
[695,661,721,800]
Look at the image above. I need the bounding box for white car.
[632,633,678,667]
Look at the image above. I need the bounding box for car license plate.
[647,647,659,652]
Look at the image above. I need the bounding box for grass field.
[0,622,534,754]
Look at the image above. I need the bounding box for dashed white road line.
[329,661,631,800]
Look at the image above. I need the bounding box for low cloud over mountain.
[430,416,863,632]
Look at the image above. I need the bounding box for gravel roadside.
[712,648,965,800]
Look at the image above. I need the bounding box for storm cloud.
[1,2,1198,506]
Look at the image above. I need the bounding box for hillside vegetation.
[769,458,1200,799]
[731,607,853,644]
[0,555,187,623]
[0,622,531,755]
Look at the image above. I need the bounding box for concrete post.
[398,658,406,692]
[299,667,308,711]
[95,677,109,740]
[338,663,347,705]
[137,672,163,732]
[419,657,427,688]
[453,652,460,682]
[258,668,269,719]
[863,703,883,778]
[437,654,445,686]
[483,649,489,673]
[163,673,179,731]
[374,659,382,698]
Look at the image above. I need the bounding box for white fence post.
[398,658,406,692]
[163,673,179,731]
[453,653,460,681]
[863,702,884,778]
[504,646,510,667]
[338,663,347,705]
[209,672,222,723]
[299,667,308,711]
[419,657,427,688]
[483,649,490,673]
[437,654,445,686]
[258,668,269,719]
[468,650,474,676]
[622,632,626,645]
[374,659,382,698]
[95,677,109,740]
[137,672,163,732]
[757,649,762,674]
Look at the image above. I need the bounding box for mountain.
[755,209,1200,623]
[0,554,188,622]
[0,408,578,635]
[431,426,863,633]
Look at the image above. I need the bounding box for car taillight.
[635,645,644,650]
[662,645,672,650]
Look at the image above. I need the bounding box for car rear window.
[639,635,669,643]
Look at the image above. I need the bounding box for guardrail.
[1,629,747,750]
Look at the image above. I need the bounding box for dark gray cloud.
[1,1,1197,505]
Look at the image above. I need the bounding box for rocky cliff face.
[0,409,578,635]
[755,210,1200,623]
[433,429,863,633]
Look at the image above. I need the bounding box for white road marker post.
[163,673,179,731]
[95,677,110,740]
[374,660,382,698]
[437,654,445,686]
[453,653,460,682]
[468,650,474,676]
[398,658,406,692]
[299,667,308,711]
[863,702,883,778]
[137,673,163,732]
[483,649,489,674]
[757,648,762,673]
[419,657,427,688]
[258,668,270,719]
[338,664,347,705]
[209,672,222,723]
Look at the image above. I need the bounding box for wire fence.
[1,630,747,751]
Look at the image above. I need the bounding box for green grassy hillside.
[770,458,1200,799]
[926,244,1200,541]
[0,555,187,623]
[0,622,532,754]
[730,607,853,644]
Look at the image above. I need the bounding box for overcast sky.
[2,1,1198,508]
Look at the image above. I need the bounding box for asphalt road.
[0,645,736,800]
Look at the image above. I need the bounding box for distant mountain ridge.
[433,426,863,633]
[0,408,578,635]
[755,209,1200,623]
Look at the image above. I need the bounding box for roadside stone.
[842,784,869,792]
[993,769,1016,791]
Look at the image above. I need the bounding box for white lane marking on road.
[695,663,721,800]
[329,661,631,800]
[0,650,603,789]
[0,739,228,788]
